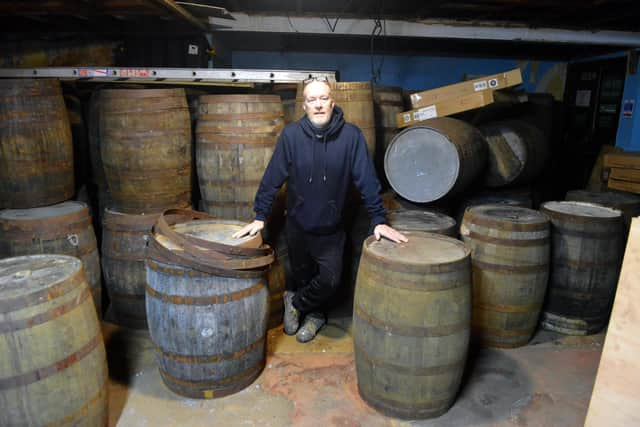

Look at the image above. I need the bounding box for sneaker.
[296,312,326,343]
[283,291,300,335]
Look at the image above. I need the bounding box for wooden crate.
[396,91,494,129]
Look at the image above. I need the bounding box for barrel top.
[0,201,87,221]
[365,232,468,266]
[155,219,261,251]
[385,126,460,203]
[388,209,456,231]
[565,189,640,206]
[0,254,81,300]
[466,204,547,225]
[542,201,622,218]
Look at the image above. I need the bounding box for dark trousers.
[286,219,346,314]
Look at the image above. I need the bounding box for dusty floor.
[104,315,603,427]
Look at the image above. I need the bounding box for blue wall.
[615,51,640,151]
[232,51,562,93]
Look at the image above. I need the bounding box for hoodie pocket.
[289,195,304,218]
[323,200,338,227]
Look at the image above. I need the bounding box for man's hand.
[232,220,265,239]
[373,224,408,243]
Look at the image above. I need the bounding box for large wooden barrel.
[385,118,487,203]
[565,189,640,234]
[0,255,108,426]
[540,201,624,335]
[99,88,192,213]
[102,208,159,329]
[196,94,284,221]
[460,205,550,347]
[0,201,102,315]
[353,232,471,419]
[479,120,548,187]
[146,220,269,398]
[388,209,457,237]
[455,186,534,225]
[0,79,74,208]
[297,81,376,158]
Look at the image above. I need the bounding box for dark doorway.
[562,56,627,191]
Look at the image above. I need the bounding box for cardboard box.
[608,178,640,194]
[409,68,523,109]
[396,91,494,128]
[604,152,640,170]
[610,167,640,182]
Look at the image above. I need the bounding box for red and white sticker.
[92,68,109,76]
[119,68,150,77]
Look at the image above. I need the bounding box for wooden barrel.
[455,186,534,225]
[388,209,457,237]
[460,205,550,347]
[265,231,289,329]
[565,189,640,234]
[479,120,548,187]
[0,79,74,208]
[146,220,269,398]
[102,208,159,329]
[353,232,471,419]
[385,118,487,203]
[540,201,624,335]
[0,201,102,315]
[373,85,404,156]
[0,254,108,426]
[282,98,299,124]
[99,88,192,213]
[196,94,284,221]
[296,81,376,158]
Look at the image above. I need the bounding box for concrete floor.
[104,315,603,427]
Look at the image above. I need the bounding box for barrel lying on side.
[540,201,624,335]
[354,232,471,419]
[385,118,487,203]
[0,255,108,426]
[0,201,102,315]
[146,218,271,398]
[102,208,159,329]
[0,79,74,208]
[460,205,550,347]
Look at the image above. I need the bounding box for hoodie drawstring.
[308,133,328,183]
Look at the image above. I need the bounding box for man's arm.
[350,130,408,243]
[233,131,290,239]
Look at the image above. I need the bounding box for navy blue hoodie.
[254,105,387,234]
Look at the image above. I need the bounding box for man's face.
[303,81,335,128]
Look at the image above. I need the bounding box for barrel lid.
[466,204,547,225]
[385,126,460,203]
[565,189,640,207]
[541,201,621,218]
[0,255,81,300]
[365,232,468,266]
[387,209,456,233]
[0,201,87,221]
[155,219,262,251]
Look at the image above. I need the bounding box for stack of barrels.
[0,79,108,425]
[96,88,193,329]
[145,209,274,398]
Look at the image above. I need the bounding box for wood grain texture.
[0,201,102,316]
[145,257,268,398]
[99,88,192,213]
[540,201,625,335]
[0,79,74,208]
[353,232,471,419]
[585,218,640,427]
[196,94,283,221]
[0,255,108,426]
[460,205,550,347]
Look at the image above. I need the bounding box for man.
[233,78,407,343]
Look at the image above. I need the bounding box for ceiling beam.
[209,13,640,47]
[151,0,207,32]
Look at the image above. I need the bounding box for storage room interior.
[1,1,639,426]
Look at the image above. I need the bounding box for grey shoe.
[283,291,300,335]
[296,312,326,343]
